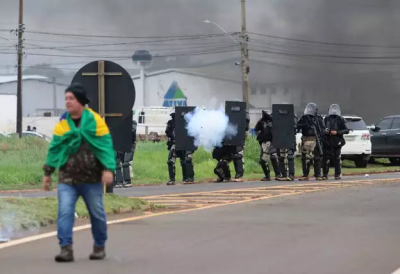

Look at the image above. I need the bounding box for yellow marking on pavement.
[1,178,400,250]
[138,179,400,209]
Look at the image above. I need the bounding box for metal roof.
[0,75,48,84]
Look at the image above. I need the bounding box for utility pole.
[16,0,24,138]
[241,0,249,109]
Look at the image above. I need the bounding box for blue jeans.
[57,182,107,248]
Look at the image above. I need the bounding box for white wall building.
[132,69,302,111]
[0,75,68,117]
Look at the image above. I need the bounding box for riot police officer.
[114,119,137,188]
[254,110,281,181]
[322,104,350,180]
[165,109,195,185]
[296,103,326,181]
[275,102,297,181]
[213,145,234,182]
[213,109,250,182]
[232,110,250,181]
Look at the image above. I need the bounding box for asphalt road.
[1,181,400,273]
[1,172,400,198]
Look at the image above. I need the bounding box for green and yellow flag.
[45,108,116,172]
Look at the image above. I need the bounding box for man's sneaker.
[261,177,271,181]
[114,183,123,188]
[215,177,224,183]
[322,176,329,180]
[299,176,309,181]
[166,180,175,186]
[288,176,295,181]
[184,178,195,184]
[89,246,106,260]
[335,176,341,180]
[315,177,323,181]
[123,182,132,188]
[224,177,232,182]
[55,245,74,263]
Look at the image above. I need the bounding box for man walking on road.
[42,83,116,263]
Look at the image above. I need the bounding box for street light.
[203,19,240,44]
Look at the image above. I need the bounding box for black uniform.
[276,116,298,181]
[114,120,137,188]
[322,114,350,179]
[166,113,195,185]
[213,112,250,182]
[254,111,280,181]
[296,104,326,180]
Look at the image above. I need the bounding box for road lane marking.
[1,178,400,250]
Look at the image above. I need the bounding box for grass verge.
[0,136,399,190]
[0,194,161,236]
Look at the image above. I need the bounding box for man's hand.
[102,171,114,185]
[43,175,52,191]
[331,130,337,135]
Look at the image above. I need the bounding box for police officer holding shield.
[114,119,137,188]
[166,108,195,185]
[254,110,281,181]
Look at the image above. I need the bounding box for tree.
[23,63,65,78]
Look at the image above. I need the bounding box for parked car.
[296,115,371,168]
[7,131,51,142]
[369,115,400,165]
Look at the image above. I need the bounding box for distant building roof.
[0,75,48,84]
[0,75,69,86]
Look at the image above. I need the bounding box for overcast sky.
[1,0,400,73]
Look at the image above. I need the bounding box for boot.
[299,157,309,181]
[55,245,74,263]
[183,159,195,184]
[222,162,232,182]
[89,246,106,260]
[233,159,244,181]
[260,161,270,182]
[214,167,225,183]
[334,158,342,179]
[271,158,281,179]
[181,161,188,182]
[314,158,322,180]
[287,156,295,181]
[167,163,175,185]
[278,158,287,179]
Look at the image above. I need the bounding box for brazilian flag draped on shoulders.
[45,108,116,172]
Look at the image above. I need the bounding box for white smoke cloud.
[184,105,237,151]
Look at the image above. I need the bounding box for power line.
[249,31,400,49]
[23,30,238,40]
[250,47,400,60]
[0,47,239,59]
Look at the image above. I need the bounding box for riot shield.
[175,106,196,151]
[272,104,296,149]
[224,101,246,146]
[109,111,133,153]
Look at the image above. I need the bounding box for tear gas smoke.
[184,106,237,151]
